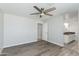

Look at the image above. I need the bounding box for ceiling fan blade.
[45,7,56,13]
[33,6,42,13]
[45,13,53,16]
[30,13,40,15]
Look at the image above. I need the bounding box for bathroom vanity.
[64,32,75,44]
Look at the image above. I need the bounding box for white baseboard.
[0,48,3,54]
[3,40,37,48]
[46,40,64,47]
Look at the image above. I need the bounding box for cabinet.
[64,32,75,44]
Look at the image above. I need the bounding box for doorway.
[37,23,43,41]
[64,10,79,53]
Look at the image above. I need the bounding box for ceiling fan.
[30,6,56,18]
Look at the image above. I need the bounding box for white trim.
[47,40,64,47]
[0,48,3,54]
[3,40,37,48]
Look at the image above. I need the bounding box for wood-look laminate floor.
[1,40,79,56]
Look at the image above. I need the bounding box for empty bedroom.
[0,3,79,56]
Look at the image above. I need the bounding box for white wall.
[0,10,3,53]
[64,11,78,33]
[4,13,38,48]
[45,15,64,46]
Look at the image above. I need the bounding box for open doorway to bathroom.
[64,9,79,53]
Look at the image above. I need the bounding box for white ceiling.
[0,3,79,20]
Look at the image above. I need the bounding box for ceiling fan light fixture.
[41,13,44,16]
[30,6,56,18]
